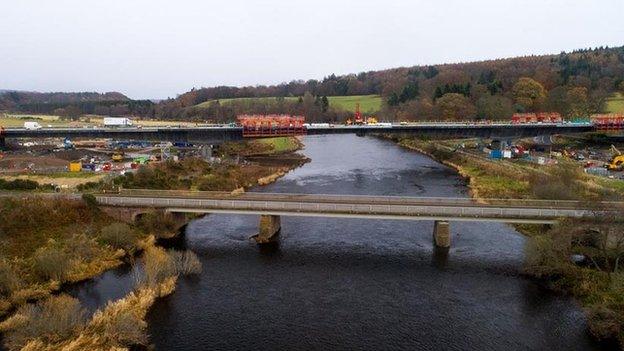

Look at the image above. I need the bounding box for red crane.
[354,103,364,125]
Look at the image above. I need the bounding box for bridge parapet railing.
[113,189,621,210]
[96,194,607,221]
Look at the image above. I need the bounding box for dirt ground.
[0,173,106,188]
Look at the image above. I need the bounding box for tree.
[566,86,589,118]
[435,93,476,120]
[321,96,329,113]
[512,77,547,111]
[476,95,513,120]
[57,105,82,121]
[618,81,624,95]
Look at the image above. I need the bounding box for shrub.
[86,298,148,347]
[0,179,38,191]
[65,233,96,260]
[33,246,69,282]
[100,223,139,251]
[81,193,98,208]
[138,211,178,238]
[0,260,20,297]
[587,305,624,343]
[170,250,202,275]
[0,294,86,350]
[142,247,176,288]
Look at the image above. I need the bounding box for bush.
[587,305,624,343]
[100,223,139,251]
[65,233,96,260]
[0,294,86,350]
[0,260,20,297]
[81,193,98,208]
[170,250,202,275]
[87,300,148,347]
[142,247,176,288]
[33,246,69,282]
[138,211,178,238]
[0,179,38,191]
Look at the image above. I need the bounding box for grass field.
[606,92,624,113]
[256,137,300,154]
[194,95,382,113]
[0,114,196,128]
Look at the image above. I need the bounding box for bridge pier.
[433,220,450,248]
[253,215,281,244]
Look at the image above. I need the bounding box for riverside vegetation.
[77,137,307,193]
[0,137,304,349]
[392,135,624,348]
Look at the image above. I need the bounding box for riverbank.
[0,196,154,318]
[386,135,624,348]
[0,244,202,350]
[0,137,307,349]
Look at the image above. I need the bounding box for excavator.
[112,149,124,162]
[606,145,624,171]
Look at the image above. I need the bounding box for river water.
[73,134,600,350]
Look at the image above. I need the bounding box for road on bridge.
[93,189,622,224]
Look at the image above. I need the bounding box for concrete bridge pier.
[253,215,281,244]
[433,220,451,248]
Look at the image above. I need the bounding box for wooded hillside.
[157,46,624,122]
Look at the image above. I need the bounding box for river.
[71,134,601,350]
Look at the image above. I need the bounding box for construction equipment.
[69,162,82,172]
[607,145,624,171]
[366,116,378,125]
[63,138,74,149]
[237,115,306,137]
[353,103,364,125]
[112,150,124,162]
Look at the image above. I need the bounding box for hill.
[156,46,624,122]
[0,91,155,118]
[606,92,624,113]
[194,95,382,114]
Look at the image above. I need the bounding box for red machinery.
[354,103,364,125]
[591,114,624,131]
[237,114,306,137]
[511,112,562,124]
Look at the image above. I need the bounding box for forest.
[157,46,624,122]
[2,46,624,122]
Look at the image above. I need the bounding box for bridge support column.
[253,215,281,244]
[433,221,450,248]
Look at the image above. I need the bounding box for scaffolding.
[591,114,624,131]
[511,112,562,124]
[237,115,306,137]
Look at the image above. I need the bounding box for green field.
[606,92,624,113]
[194,95,382,113]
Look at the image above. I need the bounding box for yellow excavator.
[112,150,124,162]
[606,145,624,171]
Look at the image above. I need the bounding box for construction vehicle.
[353,103,364,125]
[63,138,74,149]
[606,145,624,171]
[112,150,124,162]
[366,116,378,125]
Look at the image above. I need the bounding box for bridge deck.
[93,190,620,224]
[2,123,595,143]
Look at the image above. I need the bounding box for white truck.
[24,121,42,130]
[103,117,133,127]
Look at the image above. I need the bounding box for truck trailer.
[103,117,133,127]
[24,121,42,130]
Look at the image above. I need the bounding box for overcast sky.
[1,0,622,99]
